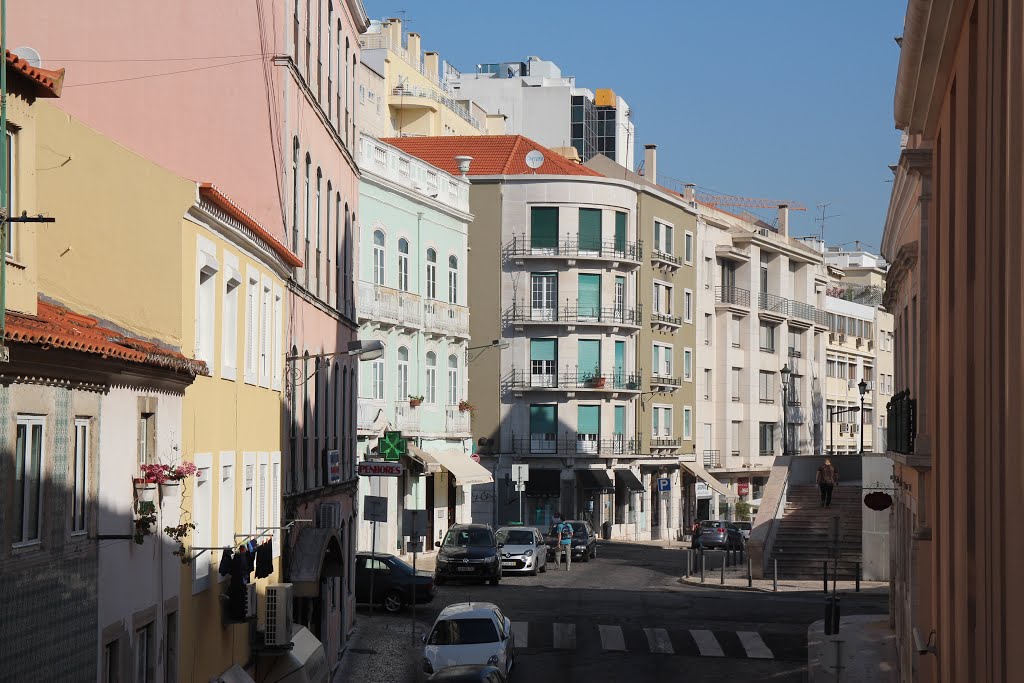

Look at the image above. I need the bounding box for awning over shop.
[524,469,561,497]
[262,625,330,683]
[214,665,255,683]
[615,468,645,492]
[577,468,614,492]
[288,527,343,598]
[430,449,494,485]
[408,445,442,474]
[680,459,732,498]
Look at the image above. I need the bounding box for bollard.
[856,561,861,592]
[701,551,706,583]
[686,549,692,578]
[747,557,753,587]
[823,561,828,594]
[721,553,726,584]
[773,558,778,592]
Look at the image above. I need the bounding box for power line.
[44,52,267,63]
[64,56,265,89]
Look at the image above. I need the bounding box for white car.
[496,526,547,575]
[421,603,515,680]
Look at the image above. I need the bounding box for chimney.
[777,204,790,236]
[644,144,657,184]
[407,32,421,69]
[683,183,696,203]
[384,18,402,46]
[424,51,440,80]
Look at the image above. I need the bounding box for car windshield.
[735,522,752,530]
[443,528,493,547]
[701,521,725,529]
[497,530,535,545]
[570,523,586,534]
[428,618,499,645]
[386,556,413,574]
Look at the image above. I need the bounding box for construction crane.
[696,194,808,211]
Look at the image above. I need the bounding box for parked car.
[421,602,515,681]
[697,520,745,550]
[428,665,507,682]
[734,521,753,542]
[354,552,436,613]
[496,526,547,575]
[543,520,598,562]
[434,524,503,585]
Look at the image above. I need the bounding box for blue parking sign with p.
[657,477,670,492]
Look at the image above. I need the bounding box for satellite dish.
[525,150,544,170]
[13,47,42,68]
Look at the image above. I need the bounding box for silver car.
[495,526,547,575]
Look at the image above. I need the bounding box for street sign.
[514,483,525,492]
[512,464,530,483]
[363,495,388,523]
[737,477,750,497]
[357,461,404,477]
[695,482,712,499]
[326,449,341,484]
[403,509,428,538]
[379,431,408,461]
[406,541,424,553]
[657,477,671,492]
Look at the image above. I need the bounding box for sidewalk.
[675,549,889,594]
[332,611,426,683]
[807,615,897,682]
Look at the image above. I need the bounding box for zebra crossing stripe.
[643,628,674,655]
[511,622,529,649]
[598,625,626,651]
[737,631,774,659]
[553,622,576,650]
[690,629,725,657]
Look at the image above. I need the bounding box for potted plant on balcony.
[587,365,606,388]
[133,475,158,502]
[133,500,158,545]
[164,521,197,563]
[408,395,424,408]
[141,460,198,497]
[458,399,474,413]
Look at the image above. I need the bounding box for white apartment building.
[696,203,829,519]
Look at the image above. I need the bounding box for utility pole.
[814,202,840,245]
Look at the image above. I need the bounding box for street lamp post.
[858,379,868,454]
[780,364,791,456]
[828,405,861,455]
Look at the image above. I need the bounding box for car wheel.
[490,573,501,585]
[382,591,403,613]
[530,561,538,576]
[539,560,547,573]
[581,549,589,562]
[435,576,445,586]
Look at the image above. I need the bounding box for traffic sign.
[406,541,424,553]
[657,477,670,492]
[363,495,388,522]
[512,463,530,483]
[379,431,408,461]
[358,461,404,477]
[403,509,428,538]
[514,483,525,492]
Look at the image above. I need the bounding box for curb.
[676,576,773,593]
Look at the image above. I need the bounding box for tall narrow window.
[530,207,558,250]
[259,280,272,386]
[448,255,458,304]
[304,155,312,287]
[222,264,240,379]
[426,248,437,299]
[425,352,437,404]
[447,355,459,405]
[530,339,557,387]
[325,180,332,300]
[292,138,300,253]
[335,194,343,310]
[683,348,693,381]
[316,0,322,99]
[219,458,235,548]
[683,407,693,440]
[6,132,15,255]
[327,4,333,118]
[398,238,410,291]
[372,230,385,285]
[14,416,44,544]
[245,273,259,384]
[397,347,410,401]
[293,0,301,65]
[315,169,323,296]
[305,0,311,79]
[684,231,694,264]
[531,273,556,321]
[371,358,385,400]
[164,612,178,683]
[71,419,89,533]
[273,286,283,390]
[134,623,154,683]
[196,249,218,367]
[683,289,693,323]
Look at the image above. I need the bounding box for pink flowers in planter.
[139,461,198,484]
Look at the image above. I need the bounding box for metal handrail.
[789,300,816,322]
[703,449,722,468]
[507,369,642,391]
[715,285,751,307]
[503,304,642,327]
[651,249,682,266]
[391,85,485,131]
[651,311,682,326]
[503,236,643,262]
[758,292,789,316]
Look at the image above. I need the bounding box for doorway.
[448,474,457,526]
[425,474,435,548]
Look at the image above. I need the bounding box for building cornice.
[361,172,474,223]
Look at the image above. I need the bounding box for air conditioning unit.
[848,379,856,390]
[838,333,847,342]
[868,340,875,351]
[856,337,864,347]
[829,332,836,343]
[264,583,294,647]
[245,583,257,619]
[852,424,860,433]
[840,424,849,434]
[318,502,341,529]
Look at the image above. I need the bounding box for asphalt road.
[336,540,888,683]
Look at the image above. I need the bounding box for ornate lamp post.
[858,378,868,454]
[780,364,791,455]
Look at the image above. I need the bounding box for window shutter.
[614,212,626,252]
[577,405,600,435]
[530,207,558,249]
[530,405,556,434]
[577,339,600,375]
[613,406,625,435]
[577,274,601,317]
[530,339,556,362]
[578,208,602,251]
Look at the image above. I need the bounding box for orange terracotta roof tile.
[6,49,63,97]
[6,300,208,376]
[381,135,604,178]
[199,183,303,267]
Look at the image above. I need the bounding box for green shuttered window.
[531,207,558,249]
[578,208,602,251]
[578,339,600,376]
[530,339,557,362]
[578,273,601,318]
[577,405,600,435]
[530,405,556,434]
[614,212,626,252]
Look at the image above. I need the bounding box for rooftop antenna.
[814,202,840,244]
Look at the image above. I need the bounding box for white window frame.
[683,347,693,382]
[684,230,694,265]
[652,404,672,438]
[652,219,674,255]
[258,452,270,533]
[731,367,741,401]
[372,230,385,285]
[704,313,712,345]
[71,418,90,535]
[397,238,410,292]
[447,355,459,406]
[271,452,282,555]
[241,452,257,551]
[397,347,410,401]
[653,279,673,315]
[272,285,284,391]
[14,415,46,546]
[192,453,214,593]
[218,453,235,580]
[221,255,242,381]
[426,248,437,299]
[652,342,673,377]
[5,130,14,257]
[244,267,259,385]
[259,275,272,388]
[425,352,437,405]
[683,406,693,440]
[683,288,694,323]
[195,238,219,370]
[448,255,459,305]
[371,358,385,400]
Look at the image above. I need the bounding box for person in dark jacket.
[817,459,839,508]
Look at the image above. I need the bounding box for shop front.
[576,468,615,533]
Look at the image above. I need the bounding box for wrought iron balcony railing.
[703,449,722,468]
[715,285,751,307]
[758,292,789,316]
[503,304,642,327]
[503,236,643,264]
[507,370,642,392]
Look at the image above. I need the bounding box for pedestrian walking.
[817,458,839,508]
[691,520,702,549]
[554,518,574,571]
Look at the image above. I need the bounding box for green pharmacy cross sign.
[380,431,408,461]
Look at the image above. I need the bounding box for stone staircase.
[770,484,863,579]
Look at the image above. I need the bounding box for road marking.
[553,622,575,650]
[737,631,774,659]
[690,629,725,657]
[511,621,528,649]
[598,625,626,651]
[643,627,674,654]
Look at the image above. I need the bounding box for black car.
[434,524,503,585]
[428,665,506,682]
[354,552,436,613]
[544,520,598,562]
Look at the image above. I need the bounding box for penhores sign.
[357,461,405,477]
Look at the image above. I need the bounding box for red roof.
[199,184,303,268]
[6,50,63,98]
[6,299,208,376]
[381,135,604,178]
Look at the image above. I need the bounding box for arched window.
[315,168,323,295]
[335,193,343,311]
[333,361,340,450]
[325,180,333,302]
[448,255,458,304]
[292,138,301,252]
[305,0,312,80]
[327,4,333,119]
[398,238,410,292]
[372,230,385,285]
[397,346,410,401]
[426,248,437,299]
[293,0,301,65]
[344,38,350,142]
[343,203,351,311]
[447,354,459,405]
[304,154,312,286]
[316,0,323,100]
[336,22,344,131]
[303,351,311,489]
[425,351,437,404]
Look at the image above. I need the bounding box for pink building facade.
[10,0,369,676]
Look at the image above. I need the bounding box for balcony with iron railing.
[503,236,643,267]
[357,281,423,329]
[390,84,485,132]
[715,285,751,310]
[423,299,470,339]
[650,310,683,330]
[507,369,643,394]
[357,398,386,433]
[393,401,421,434]
[703,449,722,468]
[650,436,682,450]
[814,308,830,329]
[757,292,789,319]
[649,374,683,391]
[651,249,682,270]
[511,434,637,456]
[788,300,816,325]
[445,405,471,435]
[503,304,642,330]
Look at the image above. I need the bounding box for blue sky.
[364,1,907,250]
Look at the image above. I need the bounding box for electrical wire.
[45,52,268,62]
[63,56,266,89]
